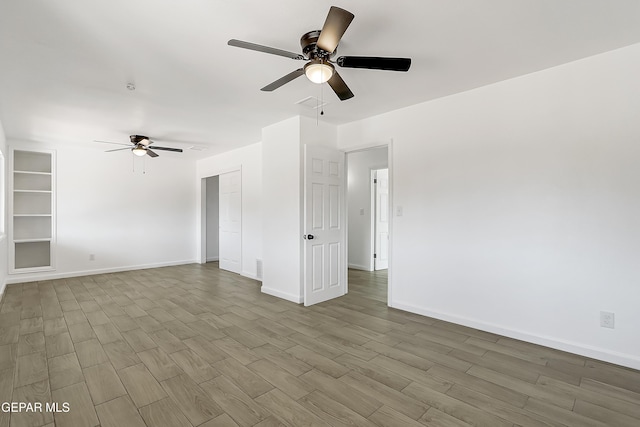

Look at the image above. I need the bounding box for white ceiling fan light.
[304,59,334,84]
[132,144,147,156]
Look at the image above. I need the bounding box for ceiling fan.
[95,135,183,158]
[228,6,411,101]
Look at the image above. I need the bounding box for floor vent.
[256,259,263,280]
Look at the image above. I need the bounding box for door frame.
[197,165,242,266]
[344,140,394,306]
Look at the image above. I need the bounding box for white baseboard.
[206,256,219,262]
[261,286,303,304]
[5,259,199,284]
[348,263,372,271]
[241,271,261,282]
[391,300,640,371]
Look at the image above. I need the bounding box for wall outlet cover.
[600,311,615,329]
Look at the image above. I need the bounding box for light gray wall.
[205,175,219,262]
[338,42,640,369]
[347,147,388,271]
[6,141,197,283]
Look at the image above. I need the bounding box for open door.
[303,145,347,306]
[219,170,241,274]
[374,168,389,270]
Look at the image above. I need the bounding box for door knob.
[304,234,315,240]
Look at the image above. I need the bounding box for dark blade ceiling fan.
[94,135,183,158]
[228,6,411,101]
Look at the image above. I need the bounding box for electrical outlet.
[89,254,95,261]
[600,311,615,329]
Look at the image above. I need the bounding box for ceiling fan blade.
[146,149,159,158]
[94,140,132,146]
[327,71,354,101]
[317,6,354,53]
[105,147,132,152]
[336,56,411,72]
[228,39,304,60]
[150,146,183,153]
[261,68,305,92]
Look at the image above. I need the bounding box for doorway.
[346,145,390,301]
[201,169,242,275]
[372,168,389,270]
[205,176,219,263]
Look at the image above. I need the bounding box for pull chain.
[321,80,324,116]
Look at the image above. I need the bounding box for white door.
[374,169,389,270]
[219,170,241,274]
[304,145,347,306]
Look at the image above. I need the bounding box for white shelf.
[14,170,52,176]
[13,189,51,194]
[14,216,51,240]
[10,148,56,273]
[14,238,52,243]
[14,150,52,173]
[14,241,51,269]
[14,191,51,215]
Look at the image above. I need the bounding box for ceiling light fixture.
[132,145,147,156]
[304,59,334,84]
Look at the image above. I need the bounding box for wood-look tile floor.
[1,264,639,427]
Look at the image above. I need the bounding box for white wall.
[338,43,640,369]
[205,175,219,262]
[347,147,388,271]
[261,117,303,302]
[197,141,262,280]
[6,141,197,283]
[0,120,7,295]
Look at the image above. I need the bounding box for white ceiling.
[1,0,640,159]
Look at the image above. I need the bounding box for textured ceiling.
[1,0,640,159]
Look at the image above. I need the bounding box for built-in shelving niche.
[10,149,56,273]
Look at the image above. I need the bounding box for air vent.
[256,259,263,280]
[295,96,328,110]
[188,145,208,151]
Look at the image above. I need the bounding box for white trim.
[241,271,261,281]
[206,256,219,262]
[392,300,640,371]
[4,259,198,284]
[261,286,303,304]
[348,263,371,271]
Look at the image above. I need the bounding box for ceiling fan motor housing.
[300,30,335,60]
[130,134,150,144]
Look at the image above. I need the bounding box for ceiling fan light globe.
[305,61,334,84]
[132,146,147,156]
